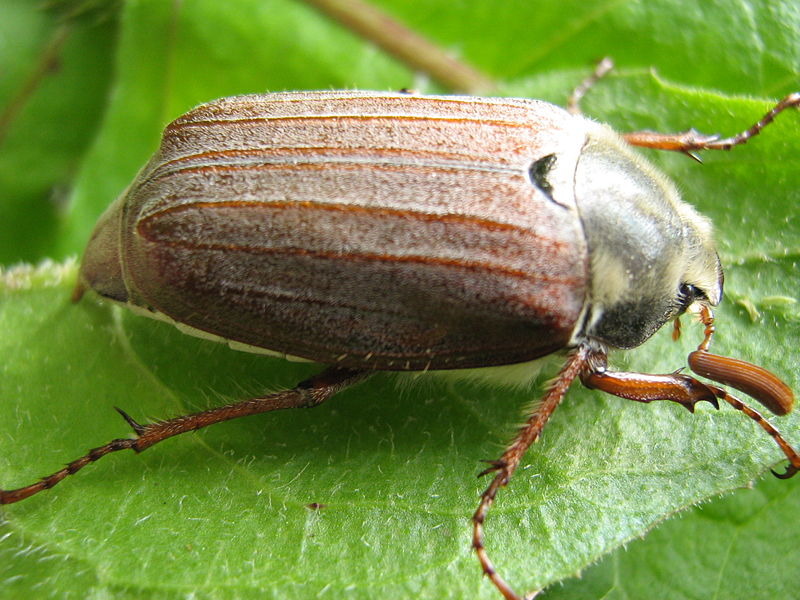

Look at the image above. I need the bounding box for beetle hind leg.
[127,366,368,453]
[0,367,368,504]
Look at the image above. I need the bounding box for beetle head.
[574,123,723,349]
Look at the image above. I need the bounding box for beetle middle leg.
[567,56,614,115]
[0,366,368,504]
[622,93,800,158]
[472,345,591,600]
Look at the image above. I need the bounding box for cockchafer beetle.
[1,60,799,600]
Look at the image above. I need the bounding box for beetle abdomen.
[110,92,590,369]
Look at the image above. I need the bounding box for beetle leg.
[0,367,368,504]
[622,92,800,155]
[581,368,720,413]
[582,359,800,479]
[567,56,614,115]
[701,382,800,479]
[472,345,591,600]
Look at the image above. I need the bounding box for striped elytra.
[80,92,594,370]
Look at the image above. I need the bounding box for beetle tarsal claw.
[771,464,799,480]
[683,394,720,413]
[115,407,146,435]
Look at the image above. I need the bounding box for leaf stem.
[301,0,495,93]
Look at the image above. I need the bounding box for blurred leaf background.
[0,1,798,598]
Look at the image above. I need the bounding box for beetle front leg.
[581,368,720,413]
[581,357,800,478]
[0,366,369,504]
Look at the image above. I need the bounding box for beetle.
[1,66,798,599]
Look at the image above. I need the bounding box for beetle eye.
[528,154,556,200]
[678,283,707,310]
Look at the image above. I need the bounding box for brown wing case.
[121,92,589,370]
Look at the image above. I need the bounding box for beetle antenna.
[472,345,591,600]
[671,316,682,341]
[0,367,367,505]
[688,305,794,416]
[685,306,800,476]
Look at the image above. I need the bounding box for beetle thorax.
[572,122,722,349]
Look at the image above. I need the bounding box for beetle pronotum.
[1,65,798,599]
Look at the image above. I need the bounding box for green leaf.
[550,475,800,600]
[1,1,798,599]
[0,1,117,263]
